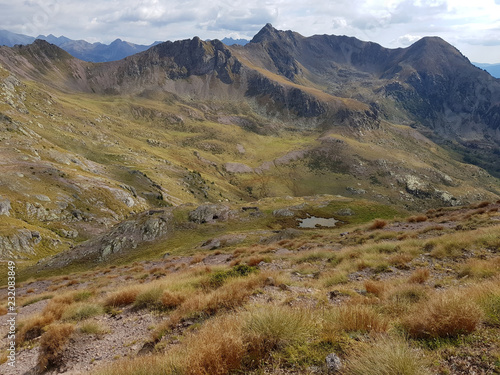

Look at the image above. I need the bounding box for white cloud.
[395,34,422,46]
[1,0,500,62]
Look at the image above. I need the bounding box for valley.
[0,24,499,374]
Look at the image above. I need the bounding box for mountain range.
[0,29,161,63]
[0,23,499,266]
[1,23,500,375]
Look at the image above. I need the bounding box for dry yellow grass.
[37,323,75,371]
[403,290,483,338]
[332,303,389,333]
[408,268,430,284]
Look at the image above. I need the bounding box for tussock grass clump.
[21,293,54,307]
[364,280,389,298]
[458,258,500,279]
[62,302,104,321]
[369,219,388,230]
[103,287,140,308]
[408,268,430,284]
[17,293,76,345]
[183,315,245,375]
[345,335,431,375]
[37,323,75,371]
[469,282,500,327]
[403,291,483,338]
[407,215,428,223]
[245,305,317,358]
[133,286,164,310]
[79,321,110,335]
[331,304,389,333]
[205,264,257,288]
[161,290,186,309]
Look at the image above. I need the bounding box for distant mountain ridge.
[474,62,500,78]
[0,29,161,62]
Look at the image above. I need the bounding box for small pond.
[297,216,339,228]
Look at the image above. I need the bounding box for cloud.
[394,34,422,46]
[1,0,500,61]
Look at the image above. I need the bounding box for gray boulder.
[0,197,11,216]
[325,353,342,373]
[188,203,232,223]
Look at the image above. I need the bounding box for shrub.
[37,323,75,371]
[345,336,431,375]
[403,291,483,338]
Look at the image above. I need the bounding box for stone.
[188,203,232,223]
[272,208,294,217]
[0,197,11,216]
[325,353,342,373]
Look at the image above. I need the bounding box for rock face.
[188,203,233,224]
[0,230,42,259]
[39,209,173,270]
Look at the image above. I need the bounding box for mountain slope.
[0,25,499,266]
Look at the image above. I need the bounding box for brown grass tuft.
[334,304,389,333]
[103,287,140,307]
[183,315,245,375]
[408,268,430,284]
[403,291,483,338]
[407,215,428,223]
[161,290,186,309]
[37,323,75,371]
[364,280,389,298]
[369,219,388,230]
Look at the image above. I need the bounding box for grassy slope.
[1,200,499,374]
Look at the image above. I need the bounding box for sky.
[1,0,500,63]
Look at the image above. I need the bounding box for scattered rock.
[188,203,232,223]
[335,208,354,216]
[223,162,253,173]
[0,197,11,216]
[325,353,342,373]
[346,187,366,195]
[200,234,246,250]
[272,208,294,217]
[261,228,301,244]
